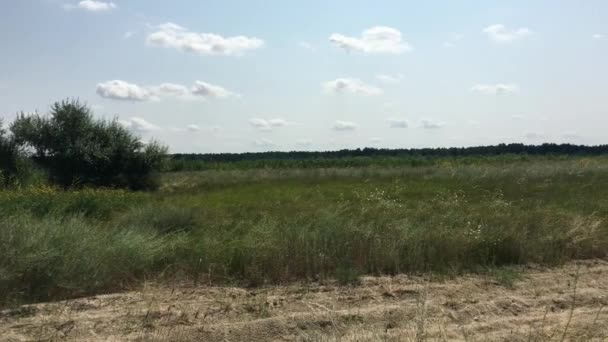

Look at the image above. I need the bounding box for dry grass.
[1,260,606,341]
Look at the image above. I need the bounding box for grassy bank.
[1,157,608,306]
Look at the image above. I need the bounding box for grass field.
[1,156,608,307]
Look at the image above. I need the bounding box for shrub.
[10,100,168,190]
[0,120,32,188]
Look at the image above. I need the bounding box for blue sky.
[1,0,607,153]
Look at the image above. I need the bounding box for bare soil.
[1,260,607,341]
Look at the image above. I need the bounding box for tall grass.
[1,157,607,306]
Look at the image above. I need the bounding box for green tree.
[11,99,168,190]
[0,119,29,187]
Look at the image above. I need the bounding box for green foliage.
[168,144,608,171]
[335,266,362,286]
[2,157,608,306]
[118,205,200,234]
[0,215,170,304]
[0,187,145,220]
[0,120,18,186]
[10,99,168,190]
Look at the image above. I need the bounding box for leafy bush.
[0,120,32,188]
[10,100,167,190]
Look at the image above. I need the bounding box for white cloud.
[329,26,412,54]
[420,119,445,129]
[323,78,382,96]
[187,124,201,132]
[124,31,134,39]
[375,74,403,84]
[97,80,235,101]
[96,80,155,101]
[249,118,288,131]
[155,83,190,97]
[64,0,117,12]
[483,24,531,43]
[387,118,409,128]
[593,33,604,39]
[191,81,236,98]
[267,118,287,127]
[146,22,264,56]
[332,121,359,131]
[253,138,276,148]
[472,83,520,95]
[249,118,271,131]
[119,117,160,132]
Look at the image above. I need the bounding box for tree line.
[169,143,608,171]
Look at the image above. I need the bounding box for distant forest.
[169,143,608,171]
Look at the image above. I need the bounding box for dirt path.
[1,260,607,341]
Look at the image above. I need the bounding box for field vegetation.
[2,101,607,340]
[2,156,608,307]
[1,100,607,311]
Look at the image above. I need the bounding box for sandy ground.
[1,260,607,342]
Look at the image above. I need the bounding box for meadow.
[1,155,608,308]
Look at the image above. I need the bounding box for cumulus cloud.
[96,80,155,101]
[253,138,276,148]
[191,81,236,98]
[155,83,190,97]
[330,26,412,54]
[387,118,409,128]
[375,74,403,84]
[332,121,359,131]
[593,33,604,39]
[64,0,117,12]
[249,118,288,131]
[420,119,445,129]
[483,24,531,43]
[146,22,264,56]
[187,124,201,132]
[268,118,287,127]
[472,83,520,95]
[118,117,160,132]
[97,80,235,101]
[249,118,271,131]
[323,78,382,96]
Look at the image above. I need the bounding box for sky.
[0,0,607,153]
